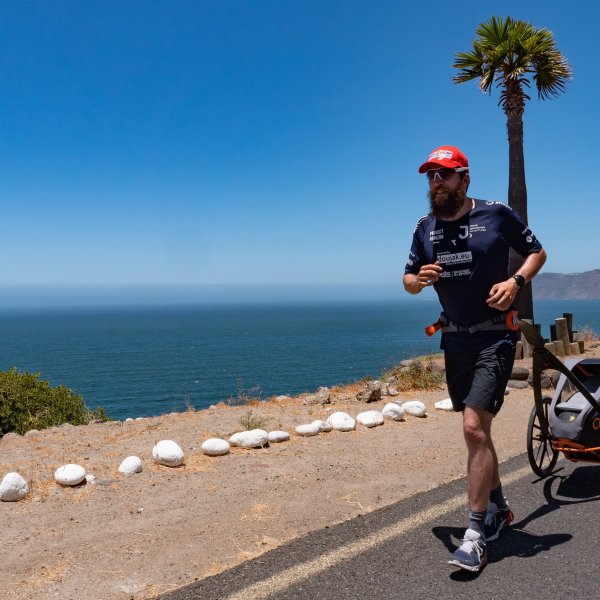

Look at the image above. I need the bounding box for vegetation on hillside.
[383,357,445,391]
[0,368,108,437]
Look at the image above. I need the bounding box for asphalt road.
[156,452,600,600]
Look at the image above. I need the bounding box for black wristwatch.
[512,274,526,288]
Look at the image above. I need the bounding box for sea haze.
[0,299,598,420]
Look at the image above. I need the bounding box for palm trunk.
[505,84,534,320]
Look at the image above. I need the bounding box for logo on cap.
[428,149,453,161]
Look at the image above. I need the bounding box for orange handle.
[425,321,442,337]
[505,310,519,331]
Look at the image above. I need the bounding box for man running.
[403,145,547,572]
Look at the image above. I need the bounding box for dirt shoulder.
[1,347,598,600]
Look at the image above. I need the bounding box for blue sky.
[0,1,596,302]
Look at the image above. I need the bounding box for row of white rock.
[0,398,455,502]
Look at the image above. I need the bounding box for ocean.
[1,299,598,420]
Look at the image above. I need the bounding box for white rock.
[0,472,29,501]
[387,386,399,396]
[434,398,454,411]
[118,456,144,474]
[201,438,230,456]
[326,411,356,432]
[402,400,427,417]
[268,430,290,443]
[295,423,320,437]
[152,440,185,467]
[356,410,384,427]
[54,464,86,486]
[382,402,405,421]
[229,429,269,448]
[275,395,291,401]
[125,418,134,422]
[311,419,332,432]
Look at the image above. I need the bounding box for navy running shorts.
[444,339,516,415]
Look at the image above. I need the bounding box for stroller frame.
[519,320,600,478]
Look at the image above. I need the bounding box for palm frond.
[452,15,572,103]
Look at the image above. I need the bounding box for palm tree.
[453,16,572,320]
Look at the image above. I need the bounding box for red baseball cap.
[418,145,469,173]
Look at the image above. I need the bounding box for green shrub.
[239,409,269,430]
[0,368,108,437]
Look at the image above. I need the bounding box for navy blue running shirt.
[404,199,543,351]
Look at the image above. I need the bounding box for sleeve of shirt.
[498,204,543,257]
[404,220,425,275]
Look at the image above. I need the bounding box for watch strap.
[513,274,525,287]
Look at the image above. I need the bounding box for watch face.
[514,275,525,287]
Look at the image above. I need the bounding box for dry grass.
[383,358,445,391]
[579,325,600,343]
[238,409,269,430]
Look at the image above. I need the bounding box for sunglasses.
[425,167,468,182]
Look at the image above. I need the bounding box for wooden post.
[550,324,557,341]
[553,340,565,357]
[573,332,586,354]
[555,318,571,356]
[515,341,523,360]
[544,342,556,355]
[563,313,574,342]
[569,342,581,356]
[521,318,534,359]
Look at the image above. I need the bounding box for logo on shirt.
[437,251,473,265]
[459,225,470,239]
[429,228,444,243]
[522,227,535,244]
[469,224,487,234]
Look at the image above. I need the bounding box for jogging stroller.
[519,320,600,478]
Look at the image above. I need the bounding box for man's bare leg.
[447,403,496,571]
[463,405,499,512]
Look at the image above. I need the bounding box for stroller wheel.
[527,396,559,478]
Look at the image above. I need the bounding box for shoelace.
[458,535,484,555]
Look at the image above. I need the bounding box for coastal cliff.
[534,269,600,300]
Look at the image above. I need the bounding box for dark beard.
[428,187,467,219]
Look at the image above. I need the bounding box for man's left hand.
[486,279,519,311]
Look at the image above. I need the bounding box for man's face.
[426,168,468,219]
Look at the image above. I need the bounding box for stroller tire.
[527,396,559,478]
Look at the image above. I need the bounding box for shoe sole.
[447,557,488,572]
[485,509,514,542]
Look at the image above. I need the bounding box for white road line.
[225,464,533,600]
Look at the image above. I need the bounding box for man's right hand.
[403,262,442,294]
